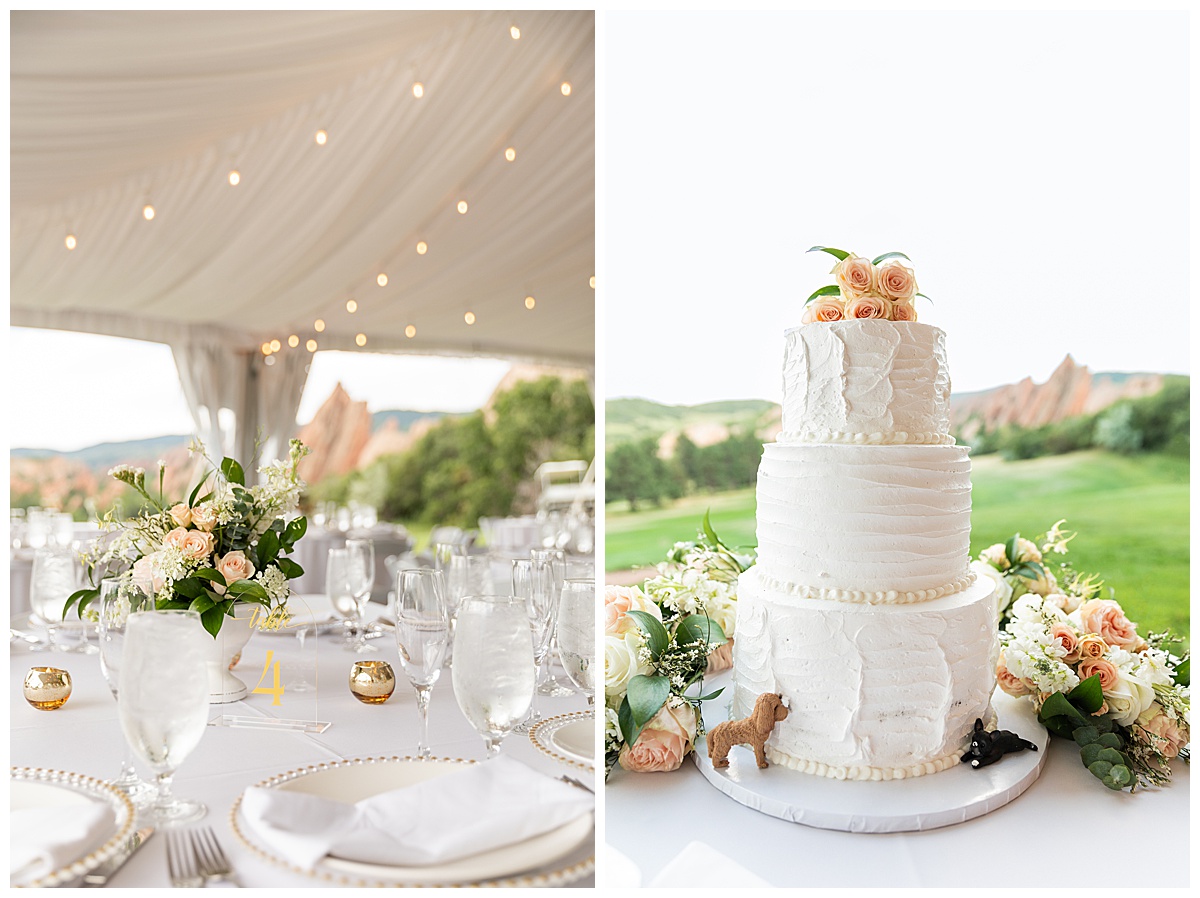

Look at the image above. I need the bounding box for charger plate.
[530,711,596,769]
[230,755,595,887]
[694,689,1048,833]
[9,767,135,888]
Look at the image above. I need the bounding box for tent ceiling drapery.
[10,10,595,463]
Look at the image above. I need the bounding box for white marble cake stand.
[693,688,1048,833]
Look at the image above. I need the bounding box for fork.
[166,830,203,888]
[191,827,241,887]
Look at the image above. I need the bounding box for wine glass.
[346,537,376,633]
[452,595,535,759]
[394,569,449,758]
[511,558,558,731]
[444,554,492,664]
[557,579,596,705]
[30,544,92,653]
[97,576,156,801]
[118,609,211,823]
[531,548,573,696]
[327,547,373,652]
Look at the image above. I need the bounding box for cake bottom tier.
[732,568,998,780]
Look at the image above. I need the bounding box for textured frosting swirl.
[777,430,956,446]
[781,320,951,440]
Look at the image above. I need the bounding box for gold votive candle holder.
[350,660,396,704]
[24,667,73,711]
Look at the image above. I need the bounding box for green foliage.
[605,438,680,510]
[1094,404,1142,454]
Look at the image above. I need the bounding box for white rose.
[971,560,1013,619]
[604,631,652,700]
[979,543,1010,571]
[1103,668,1157,727]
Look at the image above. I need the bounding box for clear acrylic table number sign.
[208,596,332,734]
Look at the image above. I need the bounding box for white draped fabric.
[11,10,595,454]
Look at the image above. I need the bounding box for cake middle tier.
[754,442,972,597]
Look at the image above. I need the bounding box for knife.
[81,826,155,887]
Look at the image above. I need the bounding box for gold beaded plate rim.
[9,766,136,889]
[528,711,596,770]
[228,754,595,887]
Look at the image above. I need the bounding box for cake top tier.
[781,320,952,442]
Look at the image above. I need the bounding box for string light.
[355,333,367,347]
[306,339,318,352]
[64,234,77,250]
[314,319,325,333]
[315,129,328,146]
[525,295,536,310]
[376,273,388,287]
[504,147,516,162]
[346,299,358,313]
[457,200,468,214]
[288,334,300,348]
[269,339,281,353]
[264,355,276,367]
[412,82,424,98]
[228,170,241,186]
[464,311,476,325]
[416,241,428,255]
[260,342,272,356]
[405,324,417,338]
[510,25,520,39]
[560,82,572,96]
[590,276,596,288]
[142,204,155,220]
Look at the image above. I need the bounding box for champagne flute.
[557,579,597,705]
[97,576,156,801]
[511,558,557,732]
[452,596,535,759]
[394,569,449,758]
[118,609,211,823]
[531,547,573,696]
[346,537,376,610]
[328,547,373,652]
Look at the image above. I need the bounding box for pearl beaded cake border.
[776,430,956,446]
[751,567,977,606]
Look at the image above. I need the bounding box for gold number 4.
[253,650,285,706]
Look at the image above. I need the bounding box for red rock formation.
[295,383,372,483]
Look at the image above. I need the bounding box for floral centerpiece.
[978,520,1190,791]
[604,514,754,778]
[803,245,931,322]
[65,439,310,638]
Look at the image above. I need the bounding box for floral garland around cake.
[804,245,931,323]
[603,514,755,778]
[978,520,1190,791]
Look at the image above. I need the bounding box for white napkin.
[9,802,114,885]
[240,755,594,870]
[649,840,773,888]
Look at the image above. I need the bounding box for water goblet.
[452,595,536,759]
[531,548,573,696]
[118,609,211,824]
[30,544,92,653]
[557,579,597,705]
[394,569,450,758]
[432,541,463,574]
[444,553,492,664]
[345,536,376,625]
[97,577,156,802]
[327,547,373,652]
[511,558,558,732]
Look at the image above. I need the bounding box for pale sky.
[603,10,1190,404]
[7,328,511,452]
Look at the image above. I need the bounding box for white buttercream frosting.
[732,571,999,775]
[754,442,973,595]
[778,430,956,446]
[781,321,951,440]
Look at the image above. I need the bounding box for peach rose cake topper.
[801,245,929,323]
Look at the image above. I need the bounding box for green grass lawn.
[605,450,1189,638]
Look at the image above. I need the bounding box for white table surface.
[604,670,1191,888]
[10,595,596,888]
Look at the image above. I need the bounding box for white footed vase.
[207,611,256,704]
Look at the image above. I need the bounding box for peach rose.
[164,527,214,561]
[996,653,1034,697]
[1076,656,1120,691]
[618,700,698,773]
[1078,633,1108,660]
[980,543,1010,571]
[846,296,888,320]
[888,299,917,321]
[216,550,255,586]
[833,255,876,298]
[604,585,661,636]
[1136,705,1189,760]
[1050,623,1081,662]
[876,260,917,300]
[802,296,845,323]
[190,503,218,532]
[169,503,192,527]
[131,553,166,595]
[705,640,734,675]
[1078,599,1143,650]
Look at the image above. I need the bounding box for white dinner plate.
[529,711,596,768]
[231,755,595,887]
[9,767,135,888]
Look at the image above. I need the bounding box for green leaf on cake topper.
[916,293,933,305]
[806,245,851,261]
[805,285,842,304]
[871,251,911,265]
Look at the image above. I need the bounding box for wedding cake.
[730,249,998,780]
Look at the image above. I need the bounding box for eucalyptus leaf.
[618,698,636,746]
[220,457,245,487]
[624,674,671,746]
[1097,733,1122,750]
[1072,725,1100,746]
[1096,746,1124,765]
[805,285,842,304]
[806,245,850,261]
[626,610,669,660]
[1079,742,1103,766]
[1088,759,1113,779]
[675,614,727,649]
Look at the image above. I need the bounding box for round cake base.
[693,690,1048,833]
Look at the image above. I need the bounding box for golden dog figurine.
[707,692,789,769]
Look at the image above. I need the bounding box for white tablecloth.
[604,671,1190,888]
[9,595,595,887]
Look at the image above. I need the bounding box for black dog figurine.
[962,718,1038,768]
